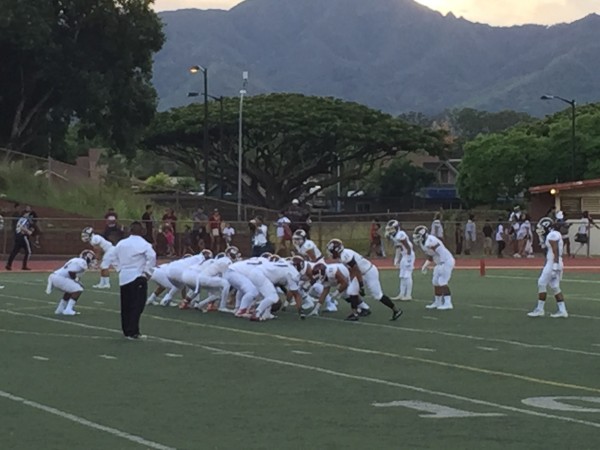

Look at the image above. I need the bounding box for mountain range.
[153,0,600,116]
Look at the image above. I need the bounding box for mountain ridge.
[153,0,600,116]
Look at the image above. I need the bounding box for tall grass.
[0,161,148,219]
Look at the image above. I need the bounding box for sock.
[557,301,567,313]
[101,276,110,286]
[537,300,545,310]
[148,293,157,303]
[358,301,370,310]
[313,303,321,313]
[379,295,395,310]
[404,278,413,298]
[66,299,77,311]
[434,295,443,305]
[443,295,452,306]
[399,279,405,297]
[56,299,67,311]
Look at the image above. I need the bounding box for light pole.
[190,65,209,195]
[189,92,225,198]
[541,94,576,181]
[237,71,248,221]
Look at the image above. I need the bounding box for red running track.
[2,257,599,273]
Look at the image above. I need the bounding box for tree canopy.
[143,93,448,209]
[0,0,164,159]
[458,103,600,206]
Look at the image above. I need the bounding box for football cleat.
[358,309,372,317]
[550,310,569,319]
[527,309,545,318]
[391,309,403,321]
[345,313,359,321]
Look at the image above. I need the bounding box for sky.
[153,0,600,26]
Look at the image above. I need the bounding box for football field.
[1,269,600,449]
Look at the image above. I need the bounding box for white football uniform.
[421,235,455,286]
[91,234,116,270]
[182,258,231,306]
[167,254,207,288]
[229,259,277,309]
[47,257,88,294]
[538,230,563,293]
[294,239,323,261]
[517,221,532,240]
[390,230,415,278]
[340,248,383,300]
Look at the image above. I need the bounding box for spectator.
[163,224,175,257]
[455,222,464,255]
[222,222,235,247]
[431,212,444,241]
[464,214,476,255]
[556,211,571,257]
[367,219,384,257]
[496,218,506,258]
[515,214,532,258]
[208,208,222,253]
[249,216,270,256]
[192,207,208,248]
[275,211,292,255]
[287,199,303,234]
[573,210,600,257]
[103,208,123,243]
[182,225,195,255]
[482,219,493,256]
[141,204,155,244]
[508,206,522,255]
[162,208,178,253]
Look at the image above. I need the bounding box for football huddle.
[44,216,567,322]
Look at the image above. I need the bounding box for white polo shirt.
[114,235,156,286]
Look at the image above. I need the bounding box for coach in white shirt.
[113,222,156,339]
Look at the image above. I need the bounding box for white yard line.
[0,328,115,341]
[0,390,175,450]
[2,309,600,430]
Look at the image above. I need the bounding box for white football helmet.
[81,227,94,243]
[201,249,214,260]
[385,220,400,238]
[413,225,429,245]
[292,229,307,247]
[326,239,344,257]
[80,249,97,268]
[536,217,554,237]
[225,246,242,261]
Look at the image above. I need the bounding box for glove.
[393,248,402,267]
[552,262,559,272]
[421,260,431,275]
[359,281,365,297]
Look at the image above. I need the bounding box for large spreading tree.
[0,0,164,159]
[143,93,448,209]
[458,103,600,206]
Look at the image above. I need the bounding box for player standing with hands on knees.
[413,225,455,310]
[527,217,568,318]
[385,220,414,301]
[113,222,156,339]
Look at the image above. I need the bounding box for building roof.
[529,179,600,194]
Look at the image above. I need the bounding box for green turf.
[1,269,600,450]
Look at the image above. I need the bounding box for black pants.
[252,244,269,257]
[120,277,148,337]
[497,240,506,257]
[6,235,31,269]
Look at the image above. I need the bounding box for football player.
[309,262,368,317]
[290,256,339,316]
[327,239,402,321]
[146,260,180,306]
[385,220,415,301]
[292,229,323,262]
[413,225,455,310]
[46,250,97,316]
[528,217,568,318]
[81,227,116,289]
[253,257,304,321]
[179,252,232,311]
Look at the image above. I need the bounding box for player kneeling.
[528,217,568,318]
[46,250,97,316]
